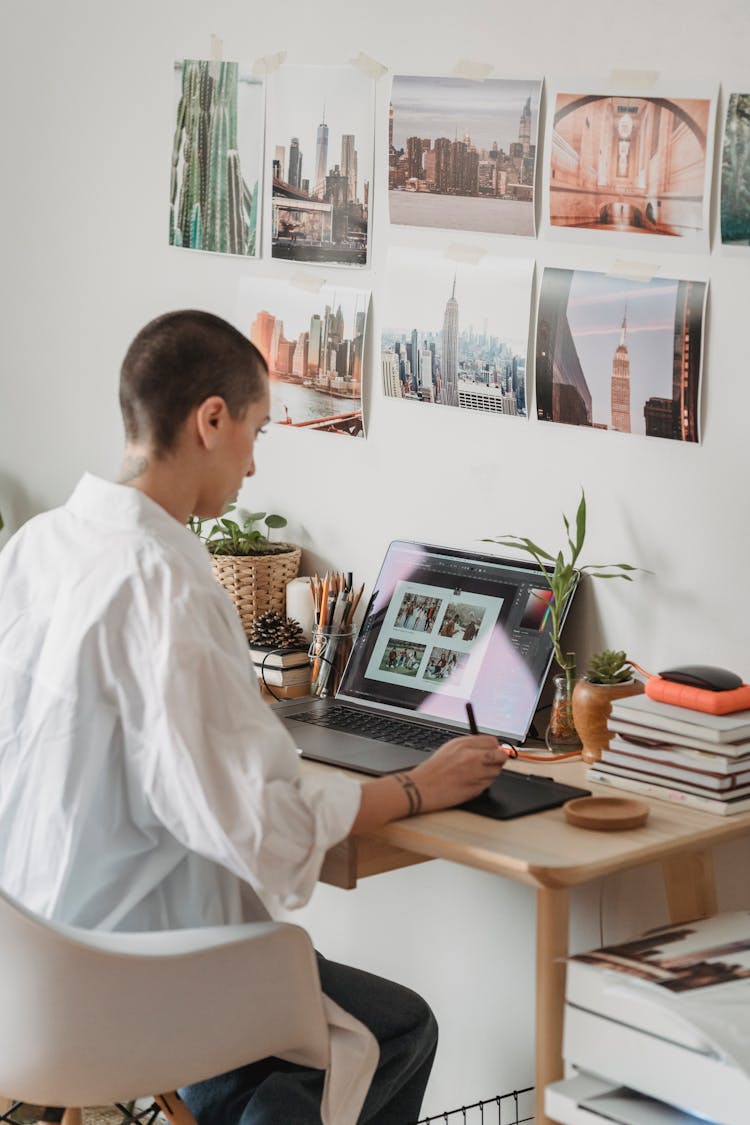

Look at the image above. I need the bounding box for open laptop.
[273,539,578,776]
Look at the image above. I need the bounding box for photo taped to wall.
[535,267,707,441]
[543,83,716,251]
[170,60,263,257]
[389,74,542,237]
[267,64,375,267]
[237,276,370,438]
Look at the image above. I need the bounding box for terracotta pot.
[572,677,644,764]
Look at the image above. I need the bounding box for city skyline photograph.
[389,75,541,236]
[237,276,370,438]
[170,59,263,257]
[535,267,707,441]
[381,248,533,417]
[545,88,715,250]
[721,92,750,244]
[267,64,375,266]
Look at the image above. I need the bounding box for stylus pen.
[465,701,479,734]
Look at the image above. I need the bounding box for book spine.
[261,681,312,700]
[601,749,745,789]
[609,701,750,743]
[588,768,737,815]
[608,706,727,742]
[608,718,750,756]
[608,734,747,771]
[253,667,312,687]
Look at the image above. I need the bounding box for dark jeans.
[179,954,438,1124]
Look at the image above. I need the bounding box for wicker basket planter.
[210,546,302,637]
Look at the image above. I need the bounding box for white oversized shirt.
[0,474,362,932]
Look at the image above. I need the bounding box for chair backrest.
[0,888,330,1107]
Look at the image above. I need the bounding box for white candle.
[286,576,315,641]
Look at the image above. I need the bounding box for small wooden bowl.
[564,796,650,831]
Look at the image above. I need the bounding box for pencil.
[312,573,330,685]
[345,582,365,626]
[465,702,479,734]
[318,573,330,630]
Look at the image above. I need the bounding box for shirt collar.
[66,473,210,568]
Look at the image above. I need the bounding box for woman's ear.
[194,396,228,450]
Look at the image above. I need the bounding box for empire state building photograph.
[535,267,707,442]
[268,64,375,266]
[381,248,533,418]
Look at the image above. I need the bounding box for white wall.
[2,0,750,1114]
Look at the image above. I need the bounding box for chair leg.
[153,1093,198,1125]
[60,1114,82,1125]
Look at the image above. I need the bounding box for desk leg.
[536,885,569,1125]
[662,849,718,925]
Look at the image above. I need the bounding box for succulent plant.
[586,649,633,686]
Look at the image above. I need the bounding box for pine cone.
[277,617,306,647]
[250,611,305,649]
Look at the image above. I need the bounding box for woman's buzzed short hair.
[119,310,268,455]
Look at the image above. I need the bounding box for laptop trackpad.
[287,718,427,775]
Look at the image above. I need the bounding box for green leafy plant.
[188,503,290,556]
[484,490,637,693]
[586,649,633,685]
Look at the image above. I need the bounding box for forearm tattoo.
[394,772,423,816]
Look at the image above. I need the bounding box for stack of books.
[249,645,312,699]
[547,911,750,1124]
[587,693,750,815]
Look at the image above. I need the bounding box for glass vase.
[546,672,583,752]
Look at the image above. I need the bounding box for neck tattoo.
[118,454,149,484]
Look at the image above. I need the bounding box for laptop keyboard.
[290,705,460,753]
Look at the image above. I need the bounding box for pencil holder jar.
[309,625,355,697]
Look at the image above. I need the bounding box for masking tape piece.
[351,51,388,80]
[608,69,660,90]
[289,272,326,294]
[210,35,223,62]
[252,51,287,79]
[606,259,659,282]
[444,244,486,265]
[451,59,493,81]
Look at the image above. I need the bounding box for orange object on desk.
[645,678,750,715]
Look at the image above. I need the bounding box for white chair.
[0,889,377,1125]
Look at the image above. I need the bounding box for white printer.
[546,911,750,1125]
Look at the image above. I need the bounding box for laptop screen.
[337,540,576,743]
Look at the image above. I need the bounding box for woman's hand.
[409,735,507,812]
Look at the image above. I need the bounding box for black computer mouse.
[658,664,743,692]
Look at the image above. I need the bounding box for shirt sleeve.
[120,547,362,910]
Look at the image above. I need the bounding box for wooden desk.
[311,758,750,1125]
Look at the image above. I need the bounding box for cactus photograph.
[170,59,262,256]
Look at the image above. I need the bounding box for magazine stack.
[546,911,750,1124]
[586,693,750,816]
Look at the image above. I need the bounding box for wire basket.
[413,1086,534,1124]
[210,547,301,637]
